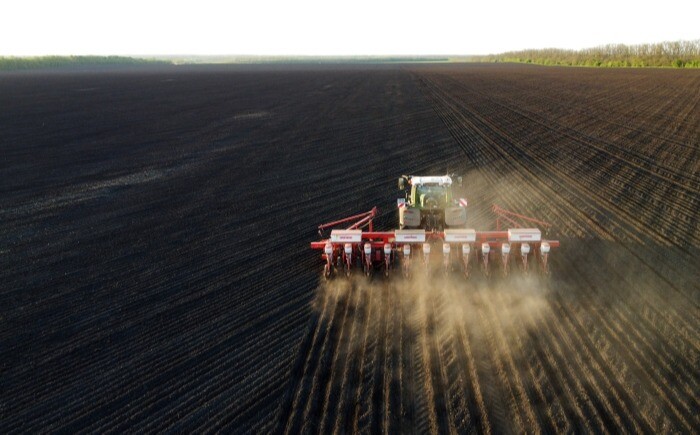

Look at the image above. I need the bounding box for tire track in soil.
[277,284,334,434]
[397,284,417,435]
[298,287,352,434]
[543,285,656,432]
[409,288,433,434]
[445,283,491,434]
[474,282,538,432]
[461,282,515,434]
[367,283,390,434]
[385,285,402,434]
[436,282,488,433]
[417,69,699,268]
[516,283,612,432]
[350,282,381,434]
[6,65,697,432]
[424,282,456,434]
[408,69,692,432]
[282,66,696,432]
[486,283,566,433]
[432,90,668,430]
[318,281,363,434]
[417,69,699,327]
[555,258,697,432]
[334,281,375,434]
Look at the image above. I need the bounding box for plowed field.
[1,64,698,433]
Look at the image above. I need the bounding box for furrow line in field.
[384,285,402,434]
[418,72,699,312]
[425,284,458,434]
[307,283,355,435]
[410,287,435,433]
[559,261,697,431]
[490,285,573,432]
[367,284,390,435]
[352,280,383,434]
[547,270,683,432]
[280,286,335,434]
[412,71,676,432]
[419,72,699,257]
[334,281,374,434]
[318,282,363,434]
[398,284,418,434]
[4,271,308,419]
[446,79,699,252]
[6,284,309,432]
[435,284,483,433]
[444,284,491,434]
[298,287,352,434]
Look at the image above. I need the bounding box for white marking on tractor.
[444,229,476,243]
[508,228,542,242]
[410,175,452,185]
[330,229,362,243]
[395,230,426,243]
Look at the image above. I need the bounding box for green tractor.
[397,175,468,232]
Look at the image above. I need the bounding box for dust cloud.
[313,261,553,359]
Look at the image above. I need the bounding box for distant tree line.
[162,55,451,64]
[0,56,170,71]
[474,40,700,68]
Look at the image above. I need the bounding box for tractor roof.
[409,175,452,186]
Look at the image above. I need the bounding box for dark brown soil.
[1,63,697,433]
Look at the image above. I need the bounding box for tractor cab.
[413,183,452,210]
[400,175,453,208]
[398,175,466,231]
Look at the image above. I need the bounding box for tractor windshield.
[414,184,450,208]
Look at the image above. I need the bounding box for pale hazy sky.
[2,1,698,56]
